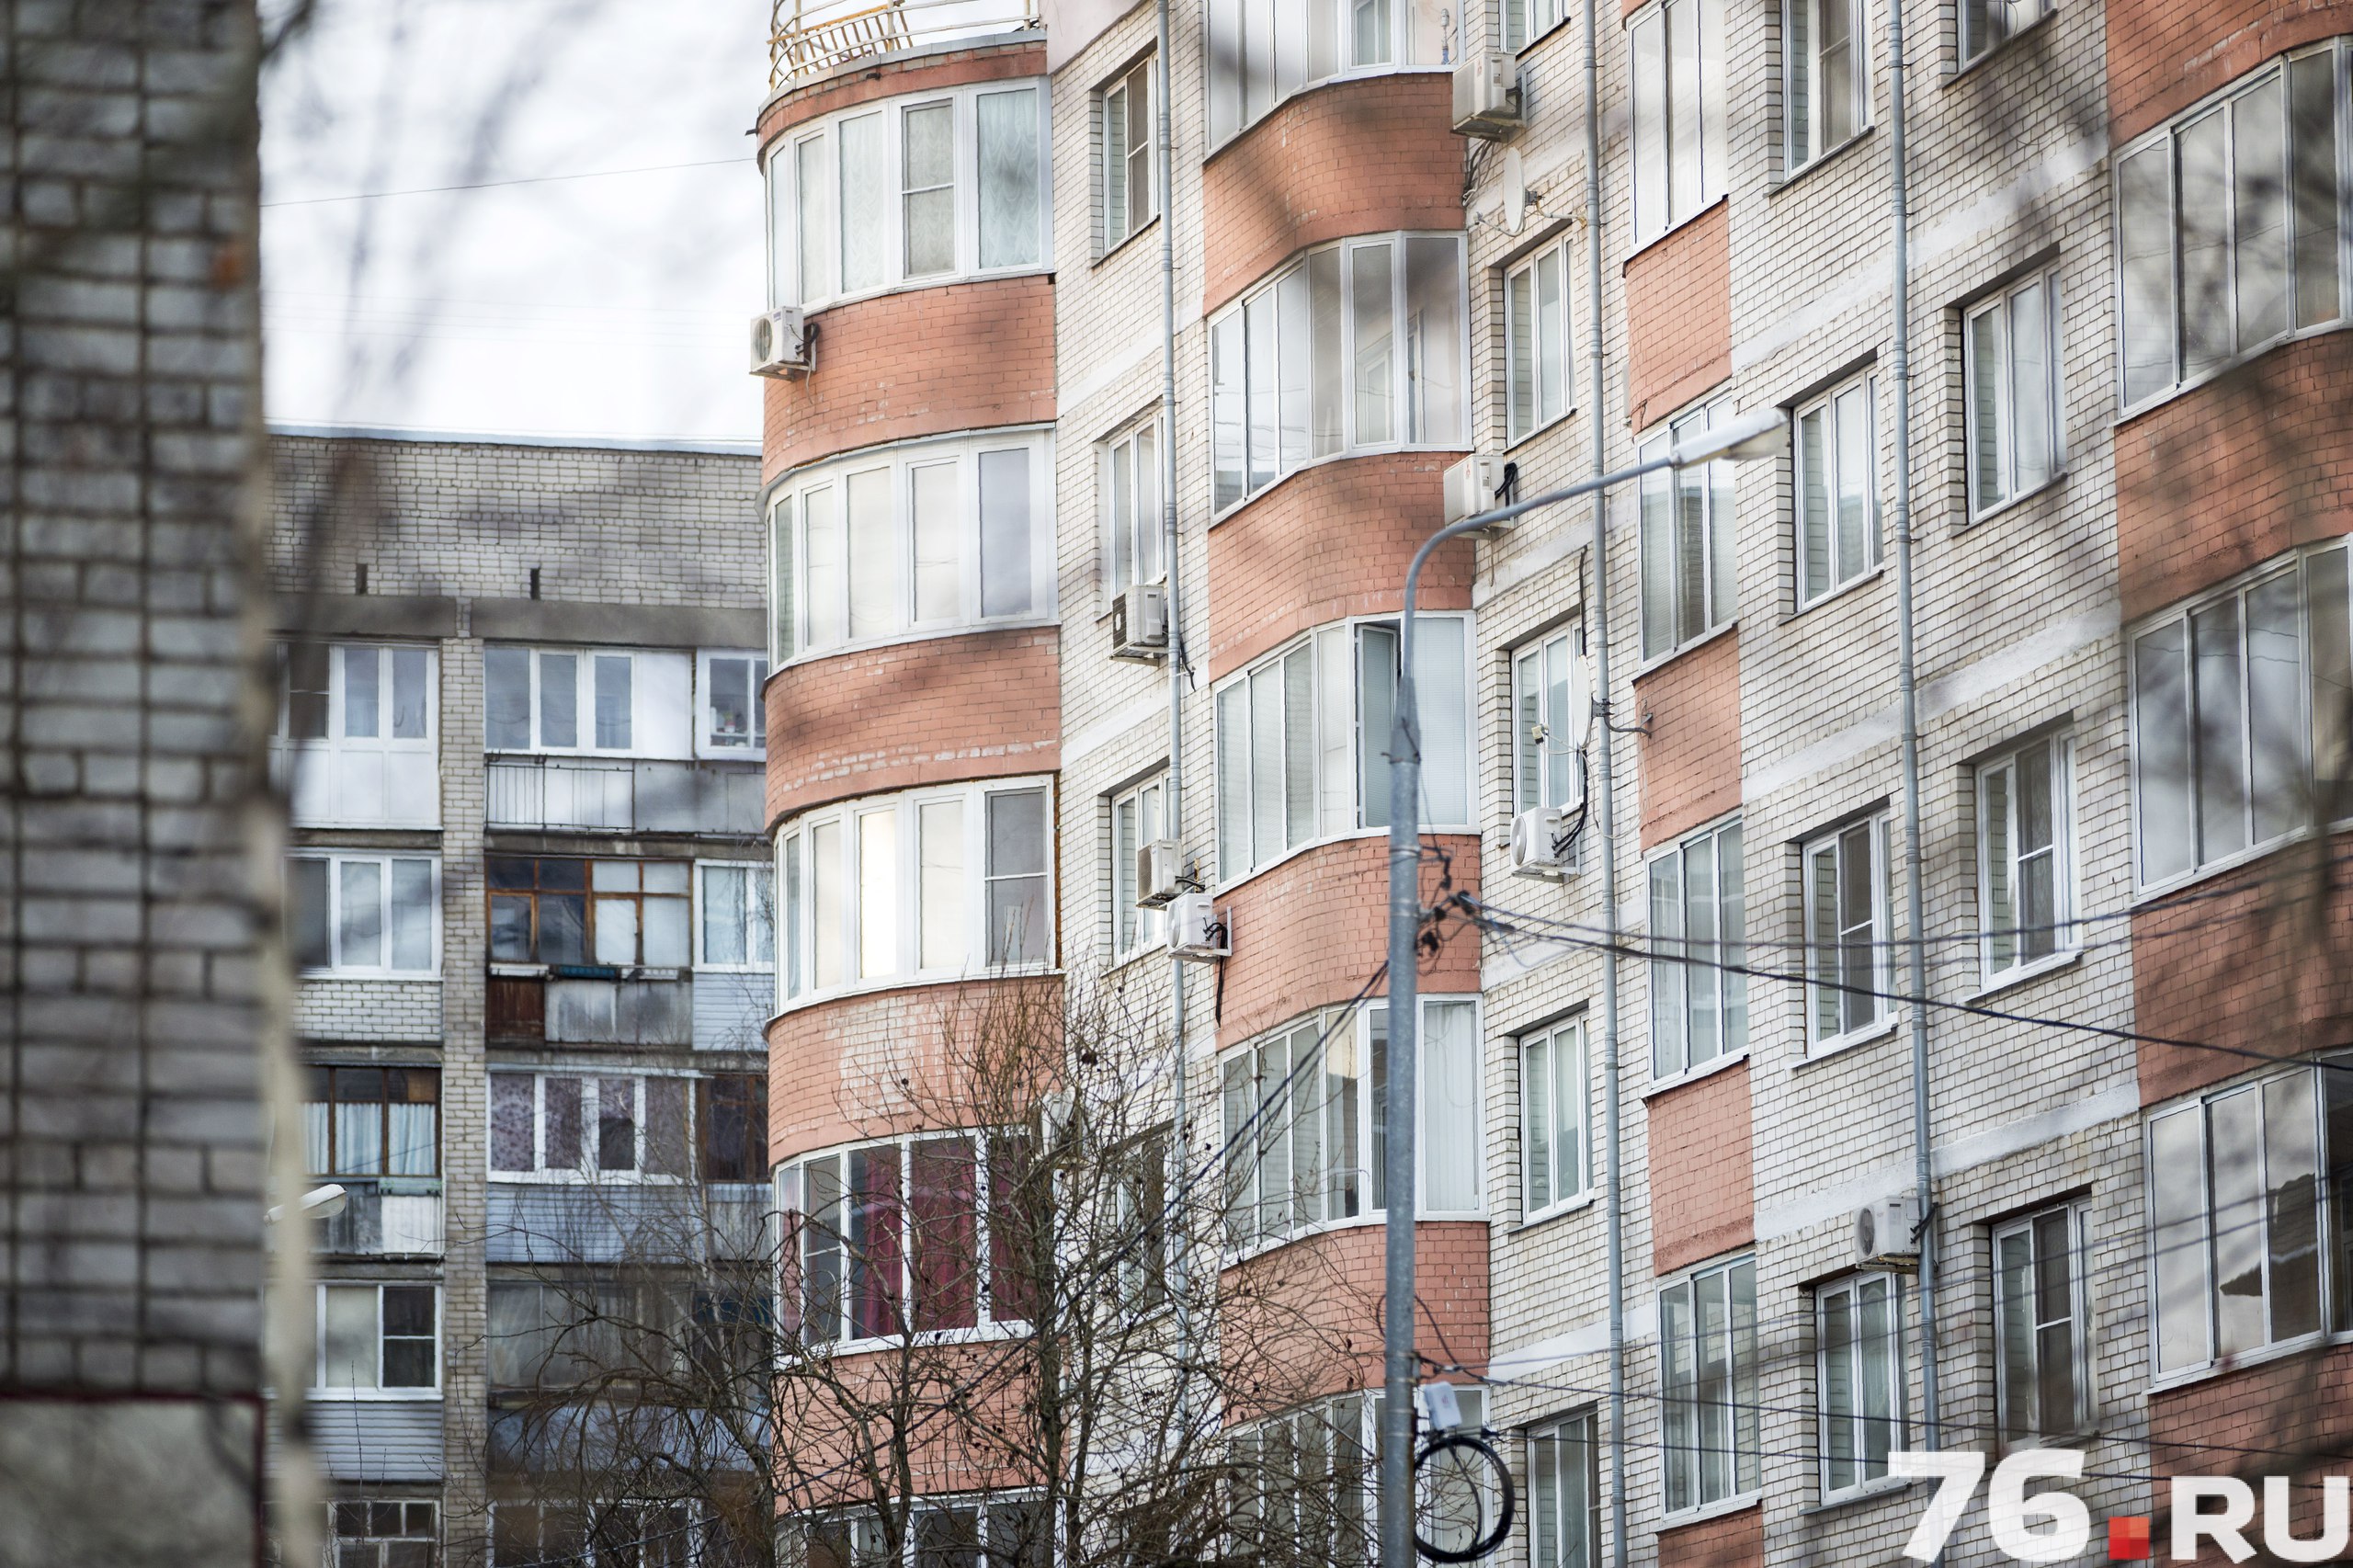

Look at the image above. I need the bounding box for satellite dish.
[1501,148,1528,235]
[1564,649,1595,747]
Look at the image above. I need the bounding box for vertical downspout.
[1886,0,1942,1460]
[1581,8,1629,1568]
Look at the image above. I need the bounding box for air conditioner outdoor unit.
[1443,453,1509,532]
[1452,51,1524,139]
[1111,582,1169,662]
[1855,1194,1922,1269]
[749,307,811,377]
[1509,805,1571,880]
[1166,891,1230,962]
[1135,838,1183,909]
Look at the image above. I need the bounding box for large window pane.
[979,449,1033,618]
[838,113,888,293]
[977,89,1041,268]
[903,102,955,278]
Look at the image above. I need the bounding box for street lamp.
[1378,406,1786,1568]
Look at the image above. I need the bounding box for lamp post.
[1378,407,1787,1568]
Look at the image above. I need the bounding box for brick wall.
[1645,1060,1755,1277]
[764,627,1062,826]
[2107,0,2353,142]
[1622,200,1732,434]
[756,40,1049,143]
[1632,631,1741,851]
[1657,1502,1763,1568]
[2146,1343,2353,1556]
[762,277,1058,480]
[1198,74,1463,317]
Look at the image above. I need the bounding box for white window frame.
[1209,233,1472,517]
[1991,1203,2091,1441]
[1110,775,1170,963]
[483,645,688,758]
[1520,1017,1590,1221]
[765,81,1052,311]
[1976,733,2076,984]
[486,1071,697,1185]
[313,1282,441,1399]
[768,430,1057,665]
[780,1495,1049,1568]
[1814,1271,1904,1500]
[288,853,441,978]
[1512,627,1588,819]
[1792,372,1881,608]
[1783,0,1871,176]
[1526,1413,1600,1568]
[1627,0,1729,246]
[1958,0,2051,66]
[1218,995,1485,1259]
[1802,813,1892,1052]
[2128,540,2353,891]
[493,1501,728,1568]
[696,648,769,756]
[327,1498,440,1567]
[1638,396,1739,659]
[1647,817,1745,1080]
[1963,270,2063,518]
[1102,415,1165,601]
[1504,235,1575,445]
[272,641,440,828]
[695,860,777,973]
[1658,1254,1760,1515]
[2114,40,2351,413]
[1100,58,1157,254]
[1212,613,1477,887]
[1204,0,1453,151]
[1503,0,1570,51]
[775,778,1058,1006]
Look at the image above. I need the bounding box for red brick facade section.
[1198,74,1464,317]
[2131,836,2353,1105]
[1219,1220,1488,1419]
[1646,1058,1754,1277]
[1622,201,1732,435]
[1215,833,1483,1048]
[1203,453,1474,682]
[2108,0,2353,144]
[1655,1502,1761,1568]
[756,40,1048,144]
[1632,631,1741,851]
[774,1339,1040,1506]
[2114,333,2353,622]
[764,627,1061,826]
[2145,1343,2353,1561]
[762,275,1057,481]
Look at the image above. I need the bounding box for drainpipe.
[1885,0,1942,1461]
[1579,8,1630,1568]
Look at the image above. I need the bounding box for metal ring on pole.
[1411,1429,1516,1563]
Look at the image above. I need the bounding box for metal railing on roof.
[768,0,1039,88]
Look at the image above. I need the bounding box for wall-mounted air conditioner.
[1443,453,1510,533]
[1855,1194,1922,1269]
[1111,582,1168,662]
[1452,52,1524,139]
[1166,892,1230,962]
[1509,806,1572,880]
[1136,838,1183,910]
[749,307,811,377]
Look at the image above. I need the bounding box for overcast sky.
[260,0,772,447]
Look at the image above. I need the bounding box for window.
[486,857,688,969]
[328,1500,438,1568]
[697,861,776,971]
[1527,1415,1600,1568]
[1111,776,1169,960]
[769,433,1054,663]
[1205,0,1450,148]
[1964,272,2060,517]
[484,1280,665,1389]
[1658,1255,1759,1513]
[488,1073,692,1180]
[1113,1130,1170,1311]
[2118,42,2349,410]
[767,83,1049,308]
[1504,0,1568,51]
[1504,237,1574,444]
[1628,0,1728,244]
[1513,629,1587,818]
[1101,60,1155,252]
[1793,374,1881,606]
[272,642,437,827]
[1804,815,1889,1049]
[1103,417,1164,598]
[776,780,1055,1003]
[1784,0,1869,174]
[1960,0,2049,64]
[699,649,769,753]
[1992,1206,2087,1439]
[315,1284,438,1395]
[1213,615,1472,881]
[304,1067,439,1178]
[1220,997,1482,1253]
[1815,1273,1902,1497]
[1648,819,1746,1078]
[483,646,692,757]
[288,855,438,976]
[777,1130,1037,1345]
[1977,734,2074,981]
[782,1499,1048,1568]
[1638,397,1738,657]
[1521,1019,1590,1217]
[1229,1392,1378,1563]
[491,1500,725,1567]
[699,1074,768,1183]
[1210,235,1468,513]
[2130,540,2353,886]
